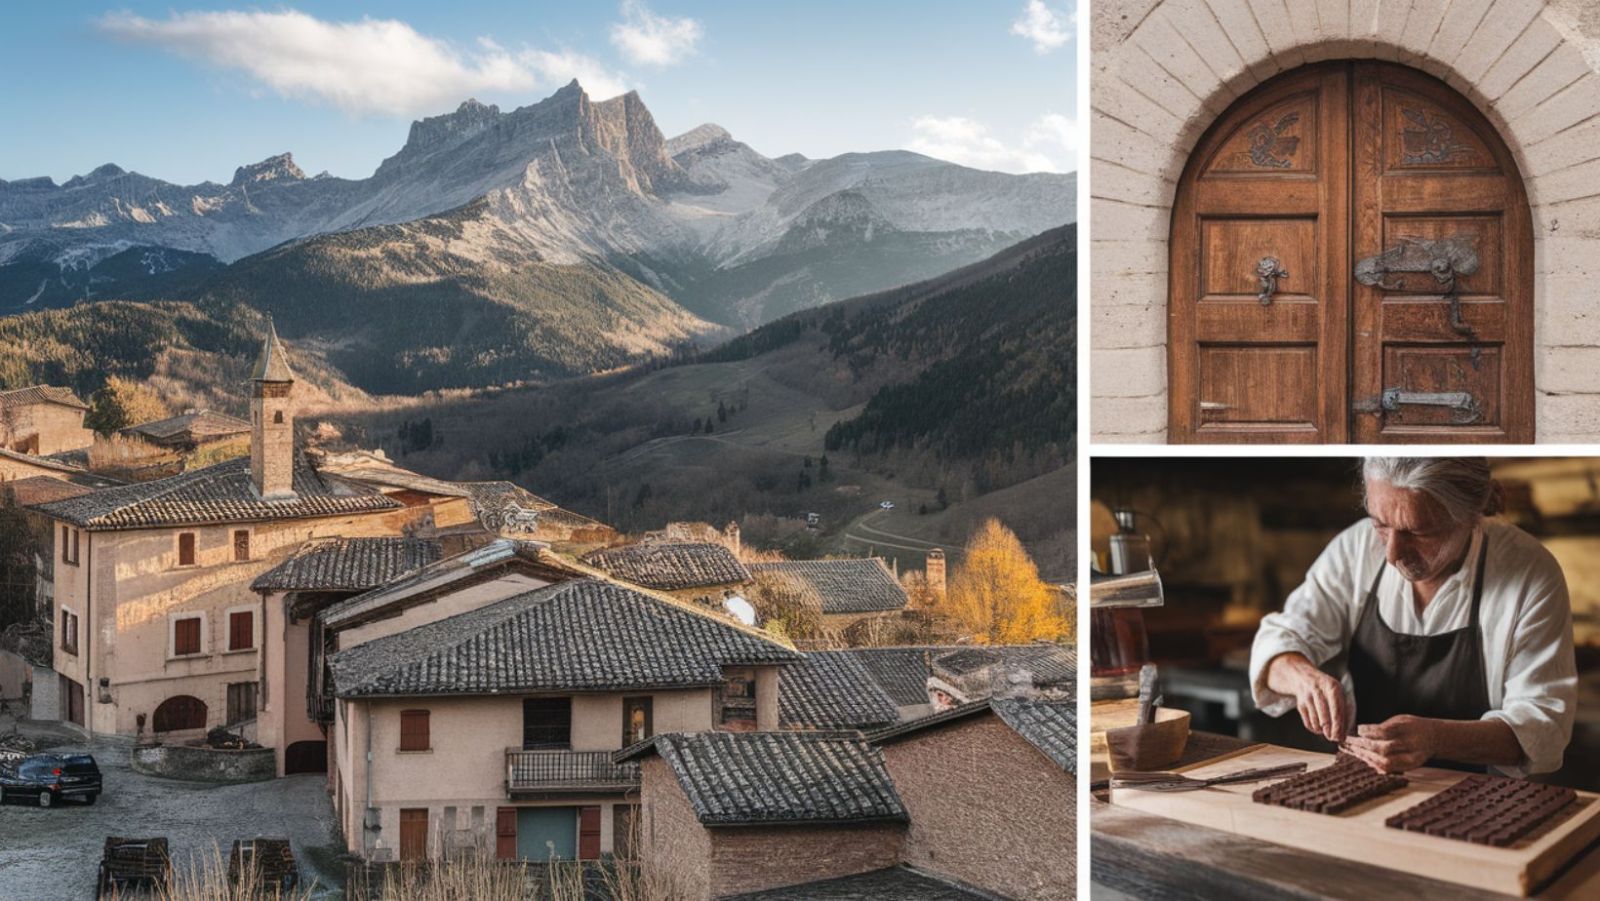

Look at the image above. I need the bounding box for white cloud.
[610,1,703,66]
[908,114,1075,174]
[96,9,630,116]
[1010,1,1072,54]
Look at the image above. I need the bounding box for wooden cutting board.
[1109,744,1600,897]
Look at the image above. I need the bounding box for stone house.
[872,698,1076,901]
[747,558,909,636]
[27,326,477,736]
[323,575,799,863]
[618,731,910,899]
[581,541,752,609]
[0,385,92,455]
[1091,0,1600,443]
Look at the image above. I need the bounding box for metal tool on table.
[1111,762,1310,793]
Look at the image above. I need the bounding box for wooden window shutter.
[178,532,196,566]
[174,617,202,655]
[229,610,254,651]
[399,710,430,751]
[71,528,78,564]
[399,809,428,861]
[233,530,250,561]
[61,526,68,563]
[578,806,602,860]
[495,807,517,860]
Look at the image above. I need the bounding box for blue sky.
[0,1,1076,185]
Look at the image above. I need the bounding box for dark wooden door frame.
[1169,60,1533,444]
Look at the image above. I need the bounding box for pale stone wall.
[0,402,91,455]
[1091,0,1600,442]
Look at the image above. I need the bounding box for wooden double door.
[1169,62,1532,443]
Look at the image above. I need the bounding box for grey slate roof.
[724,866,997,900]
[581,542,749,590]
[935,644,1075,688]
[317,539,538,628]
[780,651,902,731]
[871,698,1076,773]
[33,455,402,530]
[617,731,907,827]
[251,319,295,382]
[749,558,908,614]
[465,481,610,534]
[122,409,250,445]
[834,648,931,706]
[0,385,87,410]
[251,537,443,592]
[329,578,799,697]
[993,698,1075,771]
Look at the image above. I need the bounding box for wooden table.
[1091,732,1600,900]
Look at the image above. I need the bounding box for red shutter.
[399,710,430,751]
[175,617,201,655]
[230,610,254,651]
[578,806,601,860]
[178,533,196,566]
[496,807,518,860]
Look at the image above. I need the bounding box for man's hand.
[1343,715,1438,772]
[1265,652,1351,742]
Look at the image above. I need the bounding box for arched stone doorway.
[1168,60,1533,443]
[1089,0,1600,444]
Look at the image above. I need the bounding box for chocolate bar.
[1251,754,1409,814]
[1385,774,1576,847]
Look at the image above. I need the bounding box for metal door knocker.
[1255,257,1289,305]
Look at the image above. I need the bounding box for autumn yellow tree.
[942,518,1070,644]
[84,376,169,433]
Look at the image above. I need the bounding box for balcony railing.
[505,749,640,795]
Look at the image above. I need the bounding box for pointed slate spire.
[251,316,295,383]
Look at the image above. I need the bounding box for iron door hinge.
[1353,388,1483,424]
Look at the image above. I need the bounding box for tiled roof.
[581,542,749,590]
[724,866,996,900]
[993,698,1075,771]
[318,539,540,628]
[0,385,88,410]
[464,481,611,534]
[871,698,1076,773]
[843,648,934,706]
[122,409,250,443]
[780,651,902,731]
[2,476,100,507]
[251,537,443,592]
[330,578,798,697]
[33,455,402,530]
[617,732,907,827]
[934,644,1075,687]
[749,558,908,614]
[0,447,100,479]
[251,319,295,382]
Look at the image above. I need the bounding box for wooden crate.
[1109,744,1600,897]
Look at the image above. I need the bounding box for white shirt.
[1249,518,1577,776]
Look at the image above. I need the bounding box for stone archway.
[1091,0,1600,443]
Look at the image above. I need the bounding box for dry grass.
[107,843,315,901]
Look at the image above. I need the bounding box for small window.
[400,709,431,751]
[61,526,79,566]
[177,533,196,567]
[233,530,250,562]
[228,610,254,651]
[173,616,202,656]
[720,670,757,728]
[273,410,284,424]
[622,697,653,746]
[226,682,258,724]
[522,698,571,749]
[60,608,78,656]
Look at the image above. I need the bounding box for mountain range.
[0,81,1073,395]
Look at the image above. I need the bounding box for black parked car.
[0,753,102,807]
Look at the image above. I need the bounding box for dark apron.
[1347,534,1491,769]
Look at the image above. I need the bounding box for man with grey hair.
[1250,457,1577,776]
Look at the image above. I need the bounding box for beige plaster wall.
[0,403,91,455]
[1091,0,1600,442]
[337,572,550,649]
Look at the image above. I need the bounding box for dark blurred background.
[1090,457,1600,790]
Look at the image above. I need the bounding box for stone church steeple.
[250,317,296,500]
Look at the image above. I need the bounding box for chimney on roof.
[250,316,297,500]
[925,549,946,597]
